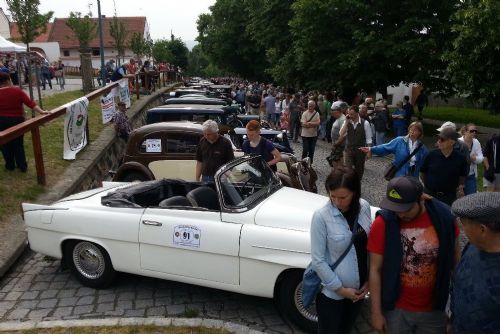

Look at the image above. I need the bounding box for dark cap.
[117,101,126,106]
[438,127,459,141]
[380,176,423,212]
[451,192,500,224]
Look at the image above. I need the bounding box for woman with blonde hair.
[360,121,428,177]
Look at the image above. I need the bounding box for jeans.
[375,131,386,145]
[41,73,52,89]
[318,119,327,139]
[464,173,477,195]
[316,293,363,334]
[289,117,300,142]
[384,308,447,334]
[302,136,318,164]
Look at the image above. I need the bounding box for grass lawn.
[1,325,230,334]
[0,90,138,222]
[425,106,500,129]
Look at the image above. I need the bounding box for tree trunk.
[80,52,93,94]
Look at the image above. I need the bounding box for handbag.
[383,142,423,181]
[301,217,359,308]
[484,166,496,182]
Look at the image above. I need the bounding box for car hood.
[254,187,329,231]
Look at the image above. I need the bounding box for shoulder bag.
[384,142,423,181]
[302,217,359,308]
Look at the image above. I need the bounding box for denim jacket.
[311,198,372,300]
[371,135,428,177]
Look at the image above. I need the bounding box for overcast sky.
[1,0,215,42]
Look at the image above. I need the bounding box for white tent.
[0,35,26,52]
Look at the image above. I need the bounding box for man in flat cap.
[368,176,459,334]
[450,192,500,334]
[420,127,468,205]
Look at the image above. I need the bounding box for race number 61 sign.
[173,225,201,248]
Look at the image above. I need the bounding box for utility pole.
[97,0,106,86]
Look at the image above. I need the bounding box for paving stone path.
[0,140,386,333]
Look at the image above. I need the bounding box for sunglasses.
[437,137,449,142]
[469,129,478,133]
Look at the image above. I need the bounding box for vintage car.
[165,97,229,106]
[146,104,244,128]
[166,89,208,99]
[111,122,316,192]
[23,155,355,332]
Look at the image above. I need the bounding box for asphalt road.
[0,140,388,333]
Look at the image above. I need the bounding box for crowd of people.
[210,80,500,334]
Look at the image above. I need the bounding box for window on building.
[63,50,70,57]
[92,49,100,56]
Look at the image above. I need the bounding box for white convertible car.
[23,155,373,332]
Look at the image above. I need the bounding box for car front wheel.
[278,271,317,333]
[64,241,115,288]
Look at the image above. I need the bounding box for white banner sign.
[63,97,89,160]
[101,94,115,124]
[119,79,131,108]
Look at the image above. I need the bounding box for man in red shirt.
[368,176,459,334]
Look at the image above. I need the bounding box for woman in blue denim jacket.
[360,121,428,178]
[311,167,372,333]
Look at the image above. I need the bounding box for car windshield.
[217,156,281,210]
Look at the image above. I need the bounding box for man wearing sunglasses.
[420,127,468,205]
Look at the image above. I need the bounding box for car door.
[148,131,200,181]
[138,207,242,285]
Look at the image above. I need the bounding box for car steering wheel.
[241,174,257,196]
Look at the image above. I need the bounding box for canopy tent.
[0,35,26,52]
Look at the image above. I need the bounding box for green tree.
[65,11,97,93]
[6,0,52,100]
[290,0,458,100]
[246,0,298,87]
[446,0,500,113]
[130,32,146,58]
[196,0,268,80]
[187,44,210,76]
[65,12,97,52]
[166,38,189,69]
[109,16,128,65]
[151,39,174,64]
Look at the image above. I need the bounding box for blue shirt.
[310,199,372,300]
[371,136,428,177]
[451,244,500,334]
[392,108,407,129]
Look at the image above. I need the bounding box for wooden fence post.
[31,127,46,185]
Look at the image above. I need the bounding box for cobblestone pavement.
[0,140,387,333]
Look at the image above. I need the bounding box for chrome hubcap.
[294,282,318,322]
[72,242,105,279]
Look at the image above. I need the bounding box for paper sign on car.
[145,139,161,153]
[173,225,201,248]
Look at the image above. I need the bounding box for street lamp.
[97,0,106,86]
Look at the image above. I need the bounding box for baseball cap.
[436,121,456,132]
[380,177,423,212]
[438,127,459,141]
[451,192,500,224]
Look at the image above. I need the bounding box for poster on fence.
[101,94,115,124]
[119,79,131,108]
[63,97,89,160]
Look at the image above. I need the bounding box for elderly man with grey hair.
[195,120,234,182]
[450,192,500,334]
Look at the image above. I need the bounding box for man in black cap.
[368,176,458,334]
[420,127,468,205]
[450,192,500,334]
